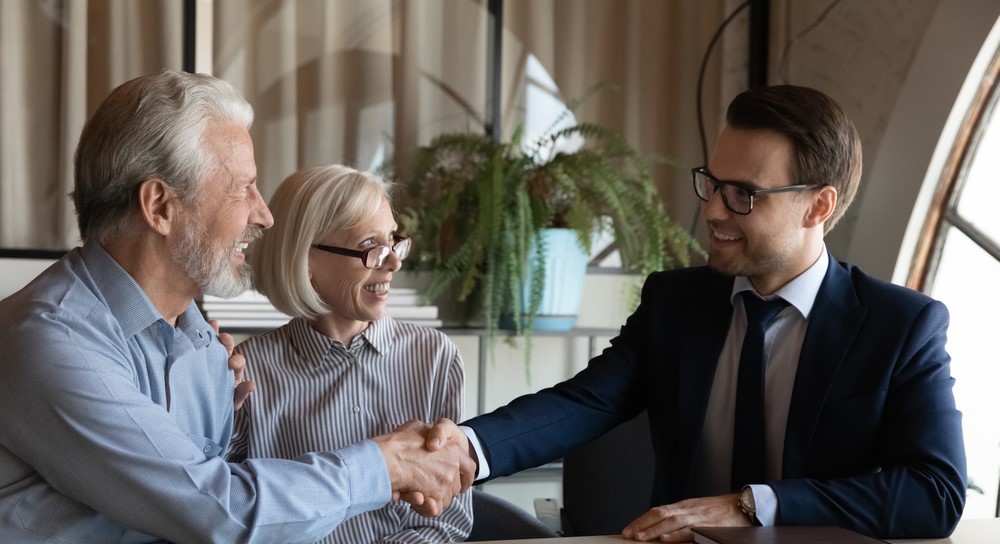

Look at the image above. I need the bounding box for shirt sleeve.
[463,426,491,480]
[749,484,778,526]
[0,316,392,544]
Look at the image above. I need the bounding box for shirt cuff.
[460,425,490,481]
[748,484,778,526]
[339,440,395,516]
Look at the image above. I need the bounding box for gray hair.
[72,69,254,243]
[251,165,393,319]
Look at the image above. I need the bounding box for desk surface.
[888,518,1000,543]
[471,518,1000,543]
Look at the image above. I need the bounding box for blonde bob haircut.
[251,165,393,319]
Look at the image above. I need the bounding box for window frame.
[907,47,1000,293]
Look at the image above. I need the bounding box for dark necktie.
[731,291,788,491]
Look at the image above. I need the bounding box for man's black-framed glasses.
[312,235,412,269]
[692,166,822,215]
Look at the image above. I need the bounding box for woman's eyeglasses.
[311,235,412,269]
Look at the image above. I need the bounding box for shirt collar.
[176,302,216,350]
[82,240,165,338]
[360,315,396,355]
[80,241,215,347]
[731,245,829,319]
[287,315,397,363]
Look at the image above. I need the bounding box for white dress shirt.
[697,247,828,524]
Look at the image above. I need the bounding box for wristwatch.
[738,486,762,526]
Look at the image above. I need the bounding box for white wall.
[0,258,56,298]
[844,0,1000,282]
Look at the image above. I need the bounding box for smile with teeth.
[365,282,390,295]
[713,230,741,241]
[234,242,249,252]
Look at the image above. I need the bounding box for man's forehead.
[204,122,253,152]
[203,124,256,181]
[710,126,795,179]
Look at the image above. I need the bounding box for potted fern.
[395,120,700,349]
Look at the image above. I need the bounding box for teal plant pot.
[500,228,588,331]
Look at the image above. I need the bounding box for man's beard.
[171,217,262,299]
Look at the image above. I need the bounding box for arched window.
[907,36,1000,519]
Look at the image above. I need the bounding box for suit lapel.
[782,256,867,477]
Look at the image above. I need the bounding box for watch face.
[740,488,756,512]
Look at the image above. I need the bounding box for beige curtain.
[1,0,743,251]
[0,0,181,250]
[213,0,491,200]
[212,0,744,235]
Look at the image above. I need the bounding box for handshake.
[373,418,476,517]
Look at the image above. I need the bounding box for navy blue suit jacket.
[464,257,966,538]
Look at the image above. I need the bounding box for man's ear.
[137,178,177,236]
[803,185,837,229]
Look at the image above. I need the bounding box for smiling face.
[170,121,273,298]
[703,125,829,294]
[308,197,401,342]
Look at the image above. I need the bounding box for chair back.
[466,488,559,541]
[561,410,654,536]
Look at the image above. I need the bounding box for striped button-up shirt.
[228,316,472,543]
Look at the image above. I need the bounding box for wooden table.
[470,517,1000,543]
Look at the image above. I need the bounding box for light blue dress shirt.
[0,242,391,543]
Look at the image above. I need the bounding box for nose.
[701,186,731,221]
[381,249,403,273]
[249,185,274,229]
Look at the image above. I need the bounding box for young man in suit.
[432,84,966,541]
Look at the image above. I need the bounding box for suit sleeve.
[463,278,655,479]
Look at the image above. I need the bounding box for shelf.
[445,327,619,415]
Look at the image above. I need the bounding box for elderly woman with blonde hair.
[226,164,472,543]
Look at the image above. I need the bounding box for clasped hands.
[375,419,475,517]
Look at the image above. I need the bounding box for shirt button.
[203,445,212,453]
[353,406,361,413]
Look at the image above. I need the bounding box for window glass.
[955,95,1000,243]
[920,33,1000,520]
[930,228,1000,517]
